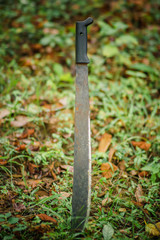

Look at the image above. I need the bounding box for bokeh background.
[0,1,160,239]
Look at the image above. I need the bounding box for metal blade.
[72,64,91,230]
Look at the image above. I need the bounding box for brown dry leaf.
[13,202,26,212]
[139,171,149,177]
[119,229,128,234]
[119,208,126,212]
[131,141,151,151]
[108,145,117,162]
[59,192,71,199]
[72,4,80,10]
[19,129,35,139]
[145,222,160,236]
[36,190,49,198]
[11,115,31,127]
[42,103,52,110]
[50,170,57,180]
[30,223,51,233]
[98,133,112,153]
[43,28,59,35]
[118,160,126,171]
[102,197,112,206]
[132,200,143,207]
[16,144,26,151]
[48,162,57,180]
[0,157,7,165]
[29,141,40,151]
[28,162,39,175]
[60,165,73,173]
[135,184,146,203]
[48,161,54,171]
[12,174,22,178]
[0,109,10,119]
[56,167,61,174]
[130,170,138,176]
[37,214,57,224]
[21,58,34,68]
[101,163,118,179]
[15,179,41,188]
[22,139,40,151]
[31,43,42,51]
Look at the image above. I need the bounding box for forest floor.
[0,1,160,239]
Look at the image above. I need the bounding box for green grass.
[0,0,160,239]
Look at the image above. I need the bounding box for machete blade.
[72,64,91,230]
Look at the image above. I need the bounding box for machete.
[72,17,93,231]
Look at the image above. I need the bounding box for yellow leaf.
[145,222,160,236]
[98,133,112,153]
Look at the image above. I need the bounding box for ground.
[0,0,160,239]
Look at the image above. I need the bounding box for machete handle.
[76,17,93,64]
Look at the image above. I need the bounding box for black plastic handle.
[76,17,93,64]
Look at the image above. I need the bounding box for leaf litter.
[101,163,119,179]
[131,141,151,151]
[98,133,112,153]
[135,184,146,203]
[0,1,160,239]
[11,115,31,127]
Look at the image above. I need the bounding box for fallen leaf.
[139,171,149,177]
[22,139,40,151]
[98,133,112,153]
[37,214,57,224]
[118,160,126,171]
[12,174,22,178]
[35,190,49,198]
[50,170,57,180]
[0,109,10,119]
[60,165,73,173]
[108,146,117,162]
[15,179,41,188]
[0,156,7,165]
[101,163,118,179]
[29,141,40,151]
[43,28,59,35]
[48,162,57,180]
[119,229,128,234]
[19,129,35,139]
[145,222,160,236]
[42,177,54,188]
[102,223,114,240]
[59,97,67,106]
[21,58,34,67]
[16,144,26,151]
[11,115,31,127]
[131,141,151,151]
[13,202,26,212]
[30,223,51,233]
[121,172,128,178]
[31,43,42,50]
[102,197,112,206]
[56,167,61,174]
[130,170,138,176]
[132,201,143,207]
[135,184,146,203]
[119,208,126,212]
[41,103,52,110]
[59,192,71,199]
[28,162,39,175]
